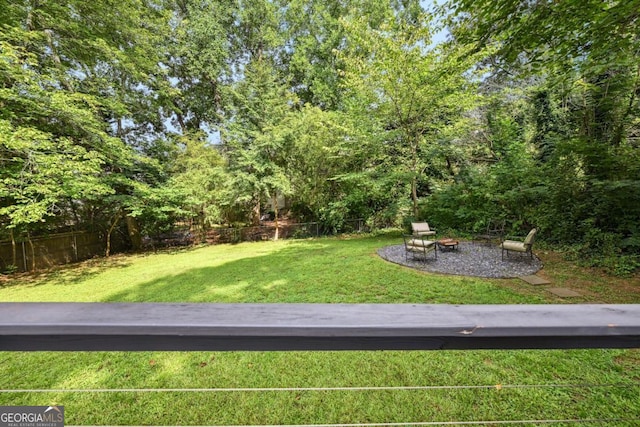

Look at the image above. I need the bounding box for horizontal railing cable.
[3,382,639,393]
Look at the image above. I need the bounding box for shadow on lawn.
[0,253,134,289]
[101,240,355,303]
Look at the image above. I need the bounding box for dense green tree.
[448,0,640,176]
[164,0,235,133]
[0,0,179,258]
[224,58,293,229]
[0,15,125,249]
[280,0,425,110]
[340,11,481,217]
[280,0,344,109]
[168,133,230,236]
[280,105,386,229]
[437,0,640,272]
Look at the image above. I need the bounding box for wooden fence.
[0,220,366,273]
[0,231,128,273]
[200,219,366,245]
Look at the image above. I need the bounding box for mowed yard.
[1,232,639,425]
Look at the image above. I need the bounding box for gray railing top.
[1,303,639,351]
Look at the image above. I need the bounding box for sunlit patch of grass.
[0,234,539,304]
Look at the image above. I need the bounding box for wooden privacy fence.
[0,231,125,273]
[0,220,367,273]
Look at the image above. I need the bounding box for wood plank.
[0,303,639,351]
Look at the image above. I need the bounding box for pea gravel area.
[377,241,542,278]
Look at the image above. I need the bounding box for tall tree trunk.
[44,29,74,91]
[176,111,187,133]
[25,1,38,31]
[613,64,640,146]
[10,229,16,268]
[411,176,418,218]
[126,215,143,251]
[252,197,261,226]
[106,211,122,257]
[410,136,420,218]
[26,232,35,272]
[272,192,279,241]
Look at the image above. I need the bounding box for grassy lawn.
[1,232,639,425]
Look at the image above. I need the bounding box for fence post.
[73,232,78,262]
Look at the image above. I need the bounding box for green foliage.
[432,0,640,273]
[225,56,294,224]
[1,0,639,276]
[282,0,347,108]
[284,106,351,221]
[562,225,640,277]
[339,10,482,217]
[168,133,230,232]
[1,264,18,275]
[0,35,118,232]
[418,177,493,233]
[165,0,234,132]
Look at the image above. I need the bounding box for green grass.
[1,232,639,426]
[0,234,546,304]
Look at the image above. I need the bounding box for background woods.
[1,0,639,273]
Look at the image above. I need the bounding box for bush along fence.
[142,219,367,247]
[198,218,367,245]
[0,220,367,273]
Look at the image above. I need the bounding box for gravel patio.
[377,241,542,278]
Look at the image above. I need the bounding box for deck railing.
[2,302,639,351]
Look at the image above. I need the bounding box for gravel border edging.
[377,241,542,278]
